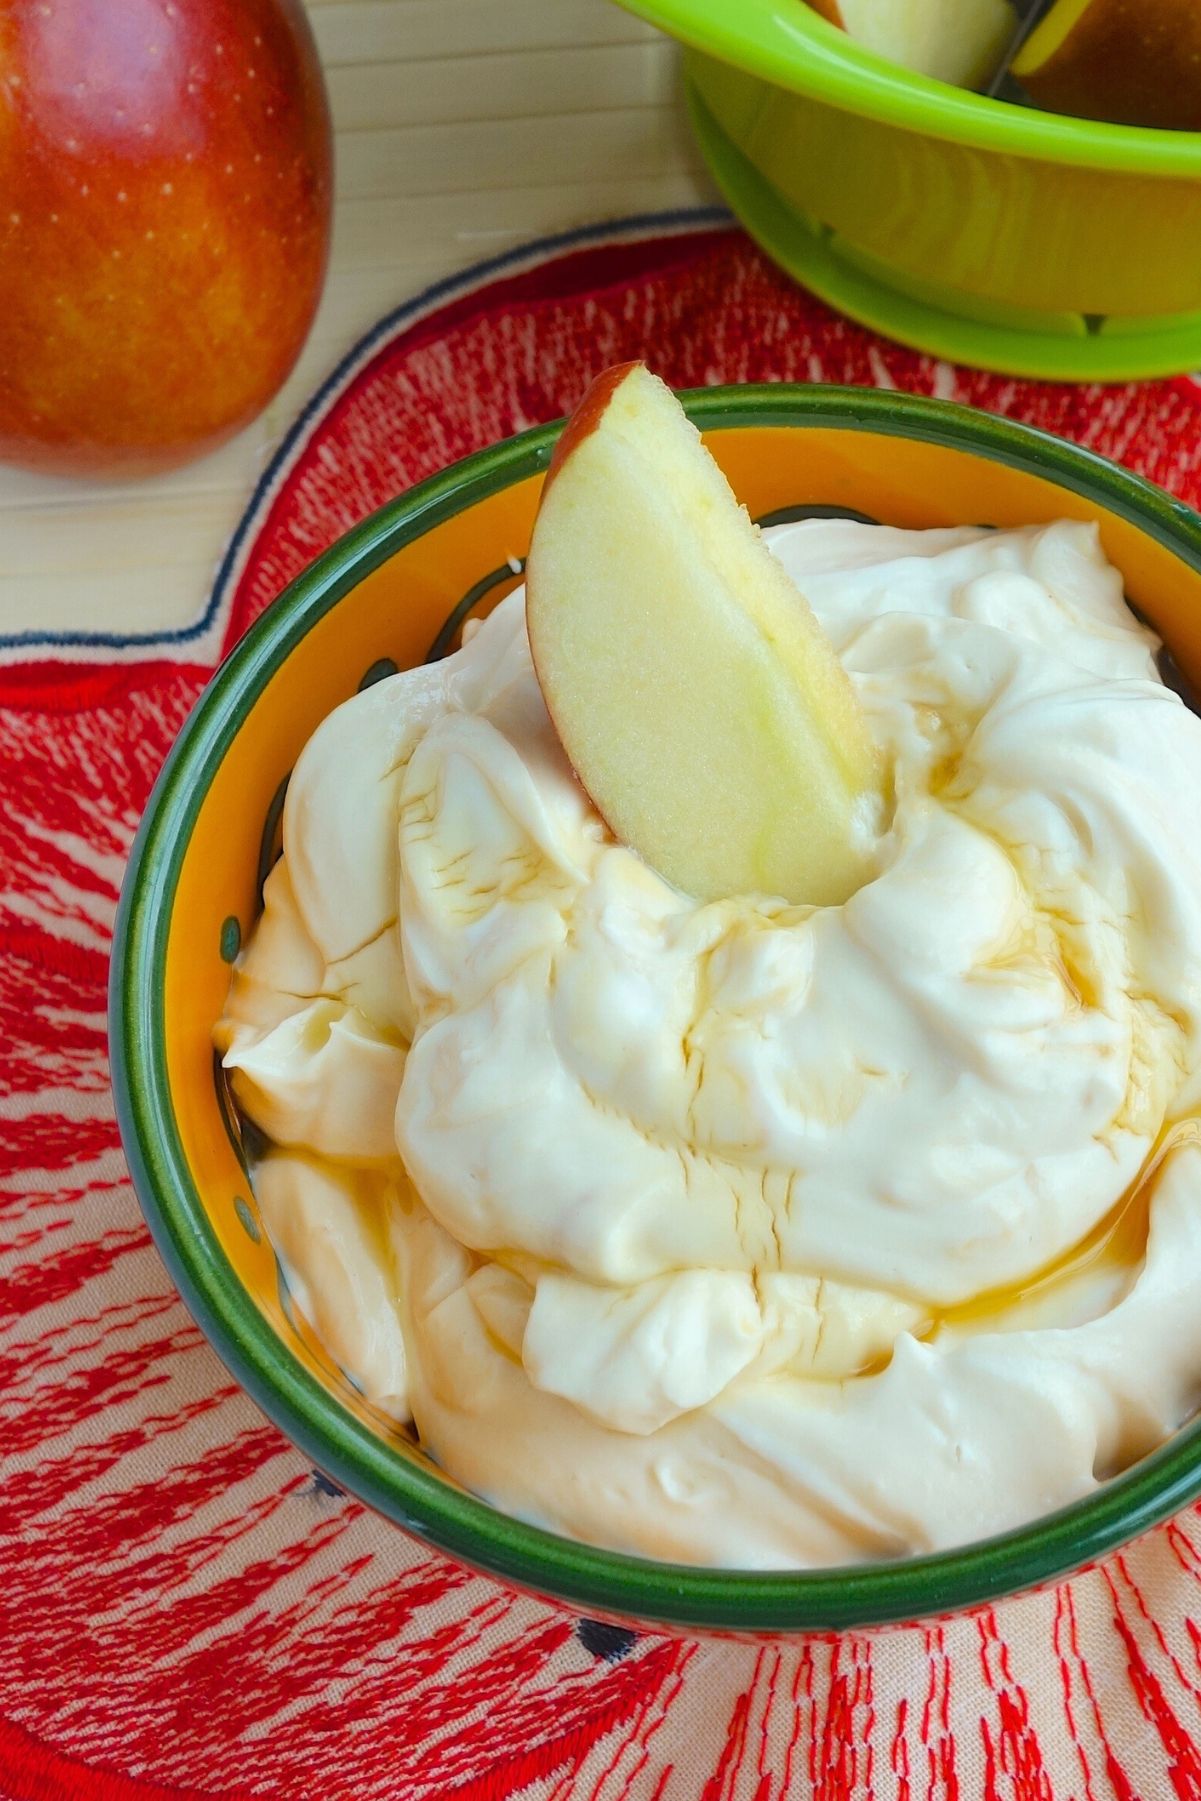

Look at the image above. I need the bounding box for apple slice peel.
[525,364,884,909]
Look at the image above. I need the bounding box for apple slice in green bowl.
[526,363,885,909]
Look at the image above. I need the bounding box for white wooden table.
[1,0,715,642]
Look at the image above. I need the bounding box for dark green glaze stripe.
[233,1196,261,1245]
[754,503,880,529]
[426,560,527,664]
[256,775,291,911]
[212,1052,250,1181]
[358,657,400,692]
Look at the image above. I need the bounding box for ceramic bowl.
[111,384,1201,1634]
[619,0,1201,382]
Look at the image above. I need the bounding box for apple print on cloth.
[6,212,1201,1801]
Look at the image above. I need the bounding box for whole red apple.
[0,0,332,477]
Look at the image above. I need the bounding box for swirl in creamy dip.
[216,519,1201,1568]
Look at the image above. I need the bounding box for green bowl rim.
[616,0,1201,174]
[110,383,1201,1634]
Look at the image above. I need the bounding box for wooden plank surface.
[0,0,714,643]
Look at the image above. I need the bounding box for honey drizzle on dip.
[928,1118,1201,1341]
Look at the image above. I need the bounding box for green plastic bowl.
[112,386,1201,1635]
[619,0,1201,381]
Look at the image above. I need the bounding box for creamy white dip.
[217,519,1201,1567]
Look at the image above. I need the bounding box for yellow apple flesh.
[1013,0,1201,129]
[807,0,1016,88]
[525,364,884,908]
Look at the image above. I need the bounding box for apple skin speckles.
[0,0,332,477]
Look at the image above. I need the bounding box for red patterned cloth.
[6,214,1201,1801]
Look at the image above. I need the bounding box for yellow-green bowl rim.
[617,0,1201,172]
